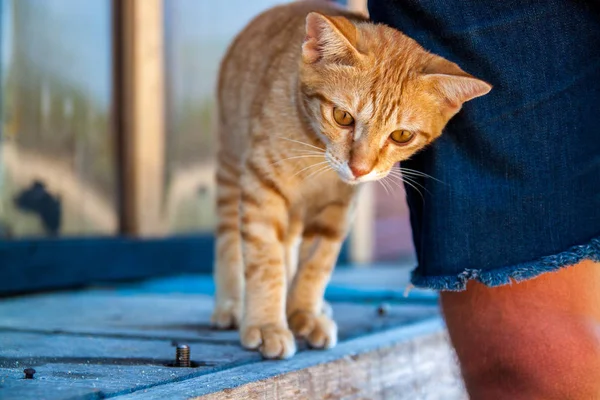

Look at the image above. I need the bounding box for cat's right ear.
[421,56,492,118]
[302,13,361,65]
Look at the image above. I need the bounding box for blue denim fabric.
[368,0,600,290]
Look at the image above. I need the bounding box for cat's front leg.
[238,167,295,359]
[286,201,350,349]
[212,157,244,329]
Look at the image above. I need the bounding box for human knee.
[441,278,600,399]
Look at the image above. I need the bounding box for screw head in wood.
[175,344,191,367]
[23,368,36,379]
[377,303,390,316]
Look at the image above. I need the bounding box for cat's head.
[298,12,491,184]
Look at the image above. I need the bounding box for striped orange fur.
[211,0,491,359]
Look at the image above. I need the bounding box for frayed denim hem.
[411,237,600,292]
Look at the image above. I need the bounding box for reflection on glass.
[163,0,292,233]
[0,0,116,238]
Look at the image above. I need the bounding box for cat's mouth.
[339,176,362,185]
[335,166,384,185]
[325,153,384,185]
[332,163,361,184]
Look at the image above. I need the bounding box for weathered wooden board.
[0,235,354,296]
[0,271,452,400]
[0,236,216,295]
[0,292,437,343]
[0,383,102,400]
[0,331,257,400]
[105,265,438,303]
[115,319,466,400]
[0,292,235,343]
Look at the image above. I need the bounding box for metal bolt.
[377,303,390,316]
[23,368,36,379]
[175,344,191,367]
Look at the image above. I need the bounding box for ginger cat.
[212,1,491,359]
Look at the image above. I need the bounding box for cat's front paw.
[321,300,333,318]
[240,323,296,359]
[211,299,242,330]
[288,310,338,349]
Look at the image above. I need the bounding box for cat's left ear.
[421,56,492,117]
[302,13,362,65]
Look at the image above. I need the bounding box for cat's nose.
[349,164,370,178]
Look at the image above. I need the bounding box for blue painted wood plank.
[0,318,453,400]
[0,235,214,295]
[0,331,258,400]
[0,292,236,343]
[114,318,456,400]
[0,235,351,295]
[0,383,103,400]
[0,291,438,342]
[0,268,442,400]
[107,269,438,305]
[0,293,439,400]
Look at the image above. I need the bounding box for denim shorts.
[368,0,600,291]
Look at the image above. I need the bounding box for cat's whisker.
[376,180,388,196]
[378,177,391,196]
[386,170,404,178]
[311,167,332,181]
[288,147,325,154]
[387,172,414,183]
[390,168,436,184]
[386,171,411,184]
[289,150,326,156]
[387,170,422,189]
[396,167,446,184]
[303,163,332,182]
[302,167,328,183]
[400,178,425,201]
[388,170,431,190]
[397,171,438,183]
[384,175,403,198]
[403,175,429,193]
[394,170,424,178]
[387,170,418,185]
[389,177,402,198]
[397,166,432,176]
[270,154,325,166]
[292,160,329,178]
[278,137,326,152]
[387,173,429,199]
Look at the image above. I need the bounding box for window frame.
[0,0,360,296]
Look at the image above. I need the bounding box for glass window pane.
[163,0,292,234]
[0,0,116,238]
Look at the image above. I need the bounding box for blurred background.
[0,0,416,294]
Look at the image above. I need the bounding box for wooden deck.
[0,267,466,399]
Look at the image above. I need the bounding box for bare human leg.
[441,260,600,400]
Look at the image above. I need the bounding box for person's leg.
[367,1,600,396]
[442,259,600,399]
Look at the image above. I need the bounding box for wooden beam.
[115,0,166,236]
[106,318,463,399]
[345,0,372,264]
[196,328,460,400]
[350,185,375,265]
[0,235,215,295]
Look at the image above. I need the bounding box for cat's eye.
[389,130,414,144]
[333,107,354,127]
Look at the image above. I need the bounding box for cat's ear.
[421,56,492,116]
[302,13,361,65]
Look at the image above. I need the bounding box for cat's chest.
[293,174,356,215]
